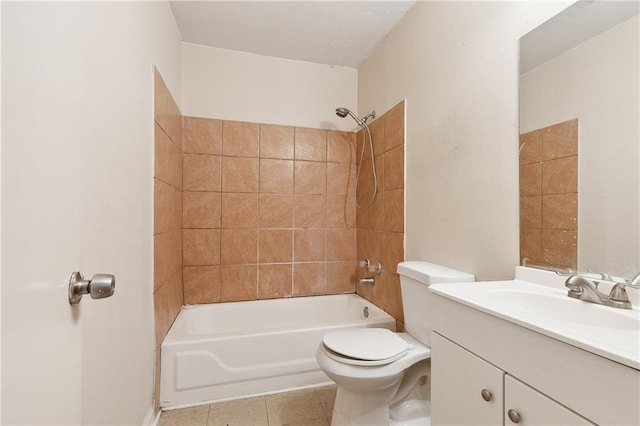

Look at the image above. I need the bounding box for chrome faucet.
[565,272,640,310]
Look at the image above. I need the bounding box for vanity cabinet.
[432,333,594,425]
[430,291,640,425]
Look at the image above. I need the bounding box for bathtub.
[160,293,395,408]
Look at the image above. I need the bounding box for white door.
[1,4,84,419]
[2,2,165,424]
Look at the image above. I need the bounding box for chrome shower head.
[335,107,350,118]
[335,107,375,127]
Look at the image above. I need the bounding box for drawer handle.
[481,389,492,402]
[507,409,521,423]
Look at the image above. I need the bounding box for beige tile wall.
[181,118,359,303]
[355,101,406,327]
[153,68,184,410]
[519,119,578,269]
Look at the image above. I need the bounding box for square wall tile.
[221,229,258,265]
[383,232,404,273]
[154,179,181,234]
[183,229,220,266]
[295,127,327,161]
[183,154,221,192]
[519,163,541,197]
[154,230,182,292]
[326,229,356,261]
[164,95,182,149]
[222,156,259,193]
[519,130,542,165]
[542,229,577,268]
[326,195,355,229]
[183,191,220,229]
[223,120,260,157]
[520,196,541,230]
[326,262,356,294]
[294,195,327,228]
[183,266,220,304]
[327,163,352,196]
[154,68,170,132]
[542,118,578,160]
[293,263,326,296]
[260,159,294,194]
[221,193,258,228]
[368,117,385,157]
[542,194,577,230]
[384,101,404,152]
[294,229,326,262]
[183,116,222,155]
[153,285,171,345]
[260,124,294,159]
[520,228,542,265]
[258,194,293,228]
[327,131,355,163]
[294,161,326,194]
[383,145,404,191]
[542,156,577,195]
[220,265,258,302]
[259,229,293,263]
[258,264,293,299]
[382,272,404,322]
[155,124,182,189]
[370,192,386,231]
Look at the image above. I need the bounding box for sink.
[487,287,639,330]
[428,270,640,370]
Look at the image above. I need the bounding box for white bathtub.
[160,293,395,408]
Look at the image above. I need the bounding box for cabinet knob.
[480,389,492,401]
[507,409,521,423]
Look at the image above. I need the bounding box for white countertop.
[429,267,640,370]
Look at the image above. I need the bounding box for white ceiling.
[169,1,417,68]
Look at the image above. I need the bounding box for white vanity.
[430,267,640,425]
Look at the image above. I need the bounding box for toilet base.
[330,380,401,426]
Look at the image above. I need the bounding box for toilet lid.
[323,328,409,361]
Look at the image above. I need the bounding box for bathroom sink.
[486,287,639,330]
[429,269,640,370]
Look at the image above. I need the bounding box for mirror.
[519,0,639,277]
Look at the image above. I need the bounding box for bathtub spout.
[359,277,375,286]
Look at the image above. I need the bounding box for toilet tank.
[396,261,475,346]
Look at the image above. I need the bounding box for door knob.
[68,271,115,305]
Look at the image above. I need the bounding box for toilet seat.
[322,328,409,366]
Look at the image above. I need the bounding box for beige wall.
[358,1,570,280]
[520,16,639,277]
[181,43,358,132]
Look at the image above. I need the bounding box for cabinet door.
[505,375,595,425]
[432,332,504,425]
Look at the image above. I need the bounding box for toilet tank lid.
[396,261,475,284]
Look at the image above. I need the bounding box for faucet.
[565,272,640,310]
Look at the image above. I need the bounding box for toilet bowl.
[316,261,475,426]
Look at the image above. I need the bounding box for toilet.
[316,261,475,426]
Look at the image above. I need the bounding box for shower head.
[335,107,375,127]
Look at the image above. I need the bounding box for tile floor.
[158,385,336,426]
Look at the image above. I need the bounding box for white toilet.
[316,261,475,426]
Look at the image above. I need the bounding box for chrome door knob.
[68,271,115,305]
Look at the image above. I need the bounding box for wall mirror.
[519,0,639,278]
